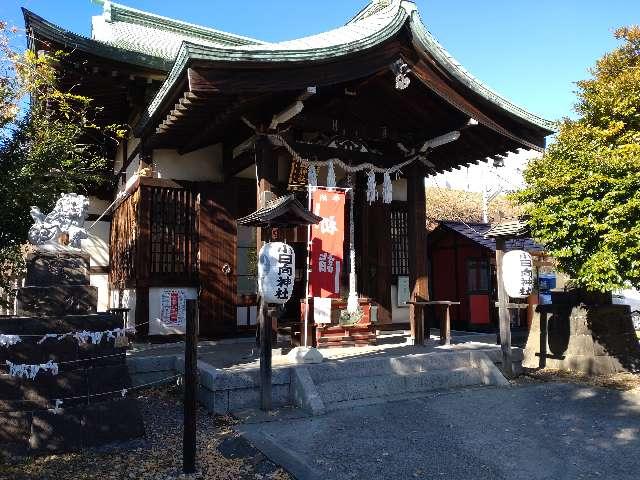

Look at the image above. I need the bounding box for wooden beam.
[495,238,514,377]
[407,162,429,345]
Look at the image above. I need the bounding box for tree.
[514,26,640,292]
[0,22,122,307]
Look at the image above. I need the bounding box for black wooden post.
[495,239,513,377]
[259,228,273,411]
[183,299,198,474]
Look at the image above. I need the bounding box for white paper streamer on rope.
[326,160,336,188]
[36,327,133,346]
[307,164,318,187]
[366,170,377,204]
[6,360,59,379]
[121,388,128,398]
[0,334,21,348]
[50,399,63,415]
[382,171,393,204]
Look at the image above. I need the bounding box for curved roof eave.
[407,9,556,134]
[134,1,411,136]
[134,0,555,138]
[22,8,173,71]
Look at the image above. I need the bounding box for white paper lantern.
[502,250,534,299]
[258,242,295,304]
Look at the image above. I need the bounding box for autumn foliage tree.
[0,22,121,306]
[515,26,640,292]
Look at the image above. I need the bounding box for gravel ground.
[0,386,291,480]
[518,368,640,391]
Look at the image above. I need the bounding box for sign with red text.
[309,188,345,298]
[160,289,186,326]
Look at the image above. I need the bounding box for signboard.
[502,250,534,299]
[313,297,332,324]
[309,188,346,298]
[258,242,296,304]
[397,275,410,307]
[160,289,186,326]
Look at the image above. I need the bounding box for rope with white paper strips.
[6,359,59,379]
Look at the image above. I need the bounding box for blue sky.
[2,0,638,122]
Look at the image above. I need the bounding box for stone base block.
[17,285,98,316]
[25,251,90,286]
[523,304,640,374]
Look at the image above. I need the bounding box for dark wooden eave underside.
[143,31,550,175]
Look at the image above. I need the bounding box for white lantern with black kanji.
[258,242,296,304]
[502,250,534,299]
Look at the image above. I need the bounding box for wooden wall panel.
[198,184,238,337]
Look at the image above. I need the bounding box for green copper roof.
[26,0,555,139]
[135,0,554,136]
[23,8,172,71]
[93,1,264,61]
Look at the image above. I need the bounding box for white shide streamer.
[0,335,21,348]
[307,164,318,187]
[326,160,336,188]
[366,170,377,204]
[382,171,393,204]
[6,360,59,379]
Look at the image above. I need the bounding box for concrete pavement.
[238,382,640,480]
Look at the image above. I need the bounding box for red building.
[429,221,543,332]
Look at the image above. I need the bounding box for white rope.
[269,134,416,174]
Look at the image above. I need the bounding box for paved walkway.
[239,383,640,480]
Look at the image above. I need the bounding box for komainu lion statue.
[28,193,90,249]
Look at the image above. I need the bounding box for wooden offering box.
[302,298,377,348]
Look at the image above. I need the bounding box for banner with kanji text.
[309,188,346,298]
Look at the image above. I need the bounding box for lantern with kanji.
[502,250,534,299]
[258,242,296,304]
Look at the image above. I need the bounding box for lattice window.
[390,205,409,276]
[149,187,198,276]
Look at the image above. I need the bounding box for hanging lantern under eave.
[502,250,534,299]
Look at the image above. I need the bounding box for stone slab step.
[308,352,475,384]
[317,366,483,406]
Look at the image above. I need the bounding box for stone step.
[317,366,484,407]
[307,352,476,384]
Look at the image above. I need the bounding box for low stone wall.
[523,304,640,374]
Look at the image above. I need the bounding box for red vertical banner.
[309,188,346,298]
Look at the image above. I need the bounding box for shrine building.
[23,0,553,342]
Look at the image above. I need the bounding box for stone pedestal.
[0,250,143,453]
[17,251,97,316]
[523,302,640,375]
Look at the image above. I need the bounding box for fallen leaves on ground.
[518,369,640,391]
[0,386,292,480]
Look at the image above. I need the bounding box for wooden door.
[198,185,237,337]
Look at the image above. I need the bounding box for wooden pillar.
[495,238,513,377]
[253,136,276,411]
[183,299,198,473]
[255,134,278,262]
[407,164,429,345]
